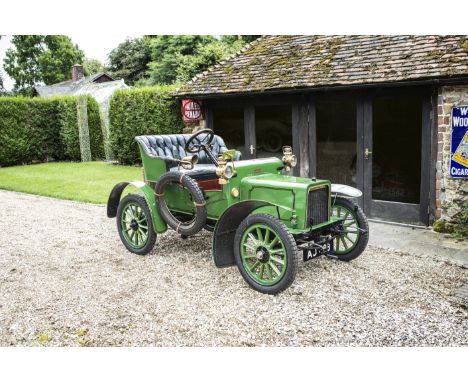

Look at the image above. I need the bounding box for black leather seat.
[135,133,241,179]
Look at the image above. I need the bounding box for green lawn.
[0,162,142,204]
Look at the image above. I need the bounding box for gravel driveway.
[0,190,467,346]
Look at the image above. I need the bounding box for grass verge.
[0,161,142,204]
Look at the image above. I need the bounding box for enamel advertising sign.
[450,105,468,178]
[182,99,203,123]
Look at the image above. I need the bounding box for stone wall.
[436,85,468,220]
[183,119,205,134]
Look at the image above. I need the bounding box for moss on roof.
[175,35,468,97]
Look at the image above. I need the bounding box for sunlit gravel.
[0,190,467,346]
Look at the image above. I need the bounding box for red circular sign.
[182,100,202,122]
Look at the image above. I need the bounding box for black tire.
[234,214,298,294]
[155,171,207,236]
[330,197,369,261]
[116,194,157,255]
[204,219,217,232]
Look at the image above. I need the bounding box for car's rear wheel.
[234,214,298,294]
[117,194,156,255]
[330,197,368,261]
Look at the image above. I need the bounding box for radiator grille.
[307,187,329,227]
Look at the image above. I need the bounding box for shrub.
[0,96,104,166]
[109,85,184,164]
[0,97,62,165]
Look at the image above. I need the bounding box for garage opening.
[372,95,422,204]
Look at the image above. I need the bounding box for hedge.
[109,85,184,164]
[0,96,104,166]
[56,96,104,161]
[0,98,62,165]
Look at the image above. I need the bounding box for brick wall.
[436,85,468,220]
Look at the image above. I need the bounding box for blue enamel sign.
[450,105,468,178]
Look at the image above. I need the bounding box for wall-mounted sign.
[450,105,468,178]
[182,99,203,123]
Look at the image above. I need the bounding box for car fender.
[107,181,167,233]
[331,183,362,199]
[212,200,273,268]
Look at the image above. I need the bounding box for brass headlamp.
[282,146,297,172]
[216,156,235,185]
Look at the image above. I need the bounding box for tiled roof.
[34,73,116,97]
[175,35,468,97]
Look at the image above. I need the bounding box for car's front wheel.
[330,197,369,261]
[234,214,298,294]
[117,194,156,255]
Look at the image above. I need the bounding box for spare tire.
[154,171,207,236]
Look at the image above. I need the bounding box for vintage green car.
[107,129,369,294]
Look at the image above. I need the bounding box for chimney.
[71,64,84,81]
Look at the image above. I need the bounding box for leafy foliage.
[174,38,247,83]
[0,97,62,164]
[3,35,84,95]
[83,58,106,76]
[109,86,184,164]
[220,35,260,45]
[0,70,4,93]
[106,35,258,87]
[146,35,216,85]
[0,96,103,166]
[108,37,152,85]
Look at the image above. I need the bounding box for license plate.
[303,240,333,261]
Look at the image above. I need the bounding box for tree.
[3,35,84,94]
[175,38,246,83]
[0,70,6,96]
[144,35,259,85]
[146,35,217,85]
[220,35,260,45]
[108,37,151,85]
[83,58,106,76]
[0,37,5,96]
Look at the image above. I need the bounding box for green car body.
[107,130,369,294]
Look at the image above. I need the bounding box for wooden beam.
[244,105,256,159]
[427,86,439,225]
[362,97,373,214]
[308,98,317,178]
[356,96,365,209]
[419,93,432,225]
[291,100,309,177]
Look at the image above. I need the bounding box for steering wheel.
[185,129,215,154]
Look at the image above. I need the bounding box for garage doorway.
[312,88,432,225]
[359,89,433,225]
